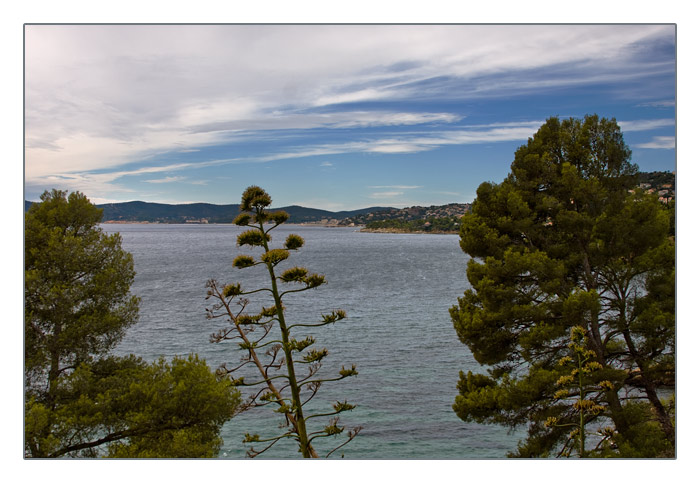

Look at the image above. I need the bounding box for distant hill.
[24,199,392,224]
[24,170,673,224]
[638,171,675,190]
[347,203,470,234]
[341,203,470,226]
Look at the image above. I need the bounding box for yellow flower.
[544,416,558,428]
[556,375,574,386]
[599,380,615,391]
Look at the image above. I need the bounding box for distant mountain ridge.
[24,171,673,224]
[24,199,393,224]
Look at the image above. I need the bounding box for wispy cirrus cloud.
[637,100,675,108]
[618,119,675,150]
[24,156,234,198]
[27,115,675,196]
[24,25,675,206]
[369,185,420,200]
[187,110,462,135]
[142,176,187,184]
[25,25,673,170]
[618,119,675,131]
[634,136,676,149]
[244,122,545,161]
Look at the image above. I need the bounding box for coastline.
[360,227,458,235]
[100,221,458,234]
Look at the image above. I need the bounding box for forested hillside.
[24,171,672,226]
[24,200,389,224]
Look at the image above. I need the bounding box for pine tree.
[25,190,239,457]
[450,115,675,457]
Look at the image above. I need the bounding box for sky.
[24,24,676,211]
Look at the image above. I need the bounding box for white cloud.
[189,110,461,134]
[367,142,434,154]
[24,172,137,202]
[634,136,676,149]
[313,88,391,107]
[25,25,673,164]
[31,120,547,189]
[255,122,544,160]
[24,127,229,183]
[143,176,186,184]
[370,191,404,199]
[618,119,675,132]
[23,24,675,202]
[637,100,676,108]
[27,113,676,203]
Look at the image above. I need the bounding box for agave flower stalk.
[206,186,360,458]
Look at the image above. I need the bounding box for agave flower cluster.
[545,326,616,457]
[205,186,360,458]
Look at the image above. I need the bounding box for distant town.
[25,171,675,230]
[635,170,675,204]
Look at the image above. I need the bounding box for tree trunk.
[622,329,675,447]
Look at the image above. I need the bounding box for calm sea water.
[103,223,522,459]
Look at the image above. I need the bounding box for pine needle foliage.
[451,116,675,458]
[206,186,360,458]
[25,190,239,458]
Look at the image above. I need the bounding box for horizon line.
[24,198,472,212]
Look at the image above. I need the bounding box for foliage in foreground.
[206,186,360,458]
[450,115,675,457]
[26,355,239,457]
[25,190,239,457]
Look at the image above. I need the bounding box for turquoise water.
[104,223,522,459]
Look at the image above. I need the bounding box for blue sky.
[24,24,676,210]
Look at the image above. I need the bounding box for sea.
[103,223,523,459]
